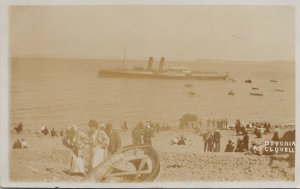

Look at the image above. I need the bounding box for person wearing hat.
[62,125,89,176]
[225,140,235,152]
[88,119,110,173]
[104,123,121,155]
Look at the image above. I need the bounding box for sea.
[9,58,295,131]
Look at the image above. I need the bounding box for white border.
[0,0,299,188]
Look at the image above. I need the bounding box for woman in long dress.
[88,120,110,174]
[62,125,89,176]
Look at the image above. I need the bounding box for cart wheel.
[95,145,160,182]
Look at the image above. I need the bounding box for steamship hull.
[98,70,228,80]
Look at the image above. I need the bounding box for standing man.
[213,129,221,152]
[104,123,121,155]
[207,132,214,152]
[202,131,209,152]
[132,123,143,145]
[235,119,241,136]
[143,122,154,145]
[243,132,249,151]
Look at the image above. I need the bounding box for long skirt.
[91,147,106,169]
[70,150,85,174]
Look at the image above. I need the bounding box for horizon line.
[10,56,295,63]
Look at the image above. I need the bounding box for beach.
[9,58,295,182]
[10,125,295,182]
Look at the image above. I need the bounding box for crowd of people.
[206,118,228,130]
[131,121,155,145]
[178,114,229,132]
[12,116,289,179]
[224,119,281,154]
[202,129,221,152]
[61,120,122,177]
[60,119,158,177]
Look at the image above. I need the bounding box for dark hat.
[88,119,98,128]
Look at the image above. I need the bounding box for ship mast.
[122,48,126,70]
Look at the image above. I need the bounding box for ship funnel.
[159,57,165,71]
[147,56,154,70]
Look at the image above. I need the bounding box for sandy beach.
[9,124,295,182]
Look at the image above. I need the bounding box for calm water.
[9,58,295,131]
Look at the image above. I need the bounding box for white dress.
[90,129,110,170]
[67,131,88,174]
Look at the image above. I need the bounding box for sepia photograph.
[0,0,299,188]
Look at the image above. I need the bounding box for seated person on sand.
[170,136,179,145]
[246,141,260,155]
[51,128,59,137]
[13,139,22,149]
[20,138,29,149]
[177,135,186,145]
[235,137,245,152]
[41,126,49,136]
[224,140,235,152]
[62,125,89,176]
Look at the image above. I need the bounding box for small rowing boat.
[250,93,263,96]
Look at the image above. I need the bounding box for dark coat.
[107,130,121,155]
[143,127,154,145]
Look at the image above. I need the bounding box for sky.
[9,5,295,62]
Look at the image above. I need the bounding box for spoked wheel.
[92,145,160,182]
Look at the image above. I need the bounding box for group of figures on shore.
[13,119,156,178]
[202,119,282,155]
[61,120,122,178]
[12,116,293,180]
[121,120,170,133]
[178,113,229,132]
